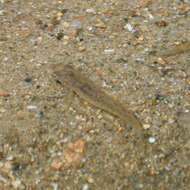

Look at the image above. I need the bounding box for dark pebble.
[24,77,32,83]
[155,94,165,101]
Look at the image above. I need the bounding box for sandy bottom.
[0,0,190,189]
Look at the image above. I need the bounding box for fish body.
[156,41,190,57]
[52,64,142,137]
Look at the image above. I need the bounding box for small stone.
[3,57,8,61]
[4,161,12,169]
[136,0,149,8]
[56,12,63,17]
[61,9,68,14]
[7,155,14,161]
[67,139,85,153]
[143,124,150,129]
[78,46,86,52]
[62,139,86,169]
[155,20,167,27]
[46,24,54,31]
[88,26,93,31]
[63,22,70,28]
[86,8,96,14]
[161,10,169,16]
[155,94,165,101]
[27,105,37,110]
[51,161,62,170]
[94,19,106,28]
[0,10,4,16]
[104,49,115,54]
[124,23,134,32]
[0,91,9,97]
[63,41,68,45]
[82,184,89,190]
[71,29,80,37]
[0,36,8,41]
[87,177,94,183]
[168,104,174,108]
[0,108,6,113]
[149,137,156,143]
[56,32,64,40]
[63,35,69,40]
[24,77,32,83]
[148,13,154,20]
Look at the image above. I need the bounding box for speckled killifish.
[156,41,190,57]
[52,64,143,139]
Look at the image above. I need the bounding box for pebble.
[0,108,6,113]
[0,36,8,41]
[82,184,89,190]
[86,8,96,14]
[51,161,62,170]
[63,35,69,40]
[94,19,106,28]
[71,29,80,37]
[6,155,14,161]
[149,137,156,143]
[104,49,115,54]
[24,77,32,83]
[143,124,150,129]
[78,46,86,52]
[56,32,64,40]
[88,26,93,31]
[56,12,63,17]
[148,13,154,20]
[61,139,86,169]
[27,105,37,110]
[51,183,58,190]
[0,10,4,16]
[0,91,9,97]
[4,161,12,169]
[63,22,70,28]
[124,23,134,32]
[0,162,3,168]
[87,177,94,183]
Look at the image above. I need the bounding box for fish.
[156,41,190,57]
[51,63,143,140]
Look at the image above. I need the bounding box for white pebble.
[51,182,58,190]
[104,49,115,54]
[0,10,4,16]
[143,124,150,129]
[86,8,96,14]
[124,23,134,32]
[82,184,89,190]
[148,13,154,20]
[88,26,93,31]
[3,57,9,61]
[149,137,156,143]
[6,155,14,161]
[27,105,37,110]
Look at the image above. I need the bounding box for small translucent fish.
[156,41,190,57]
[51,64,143,139]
